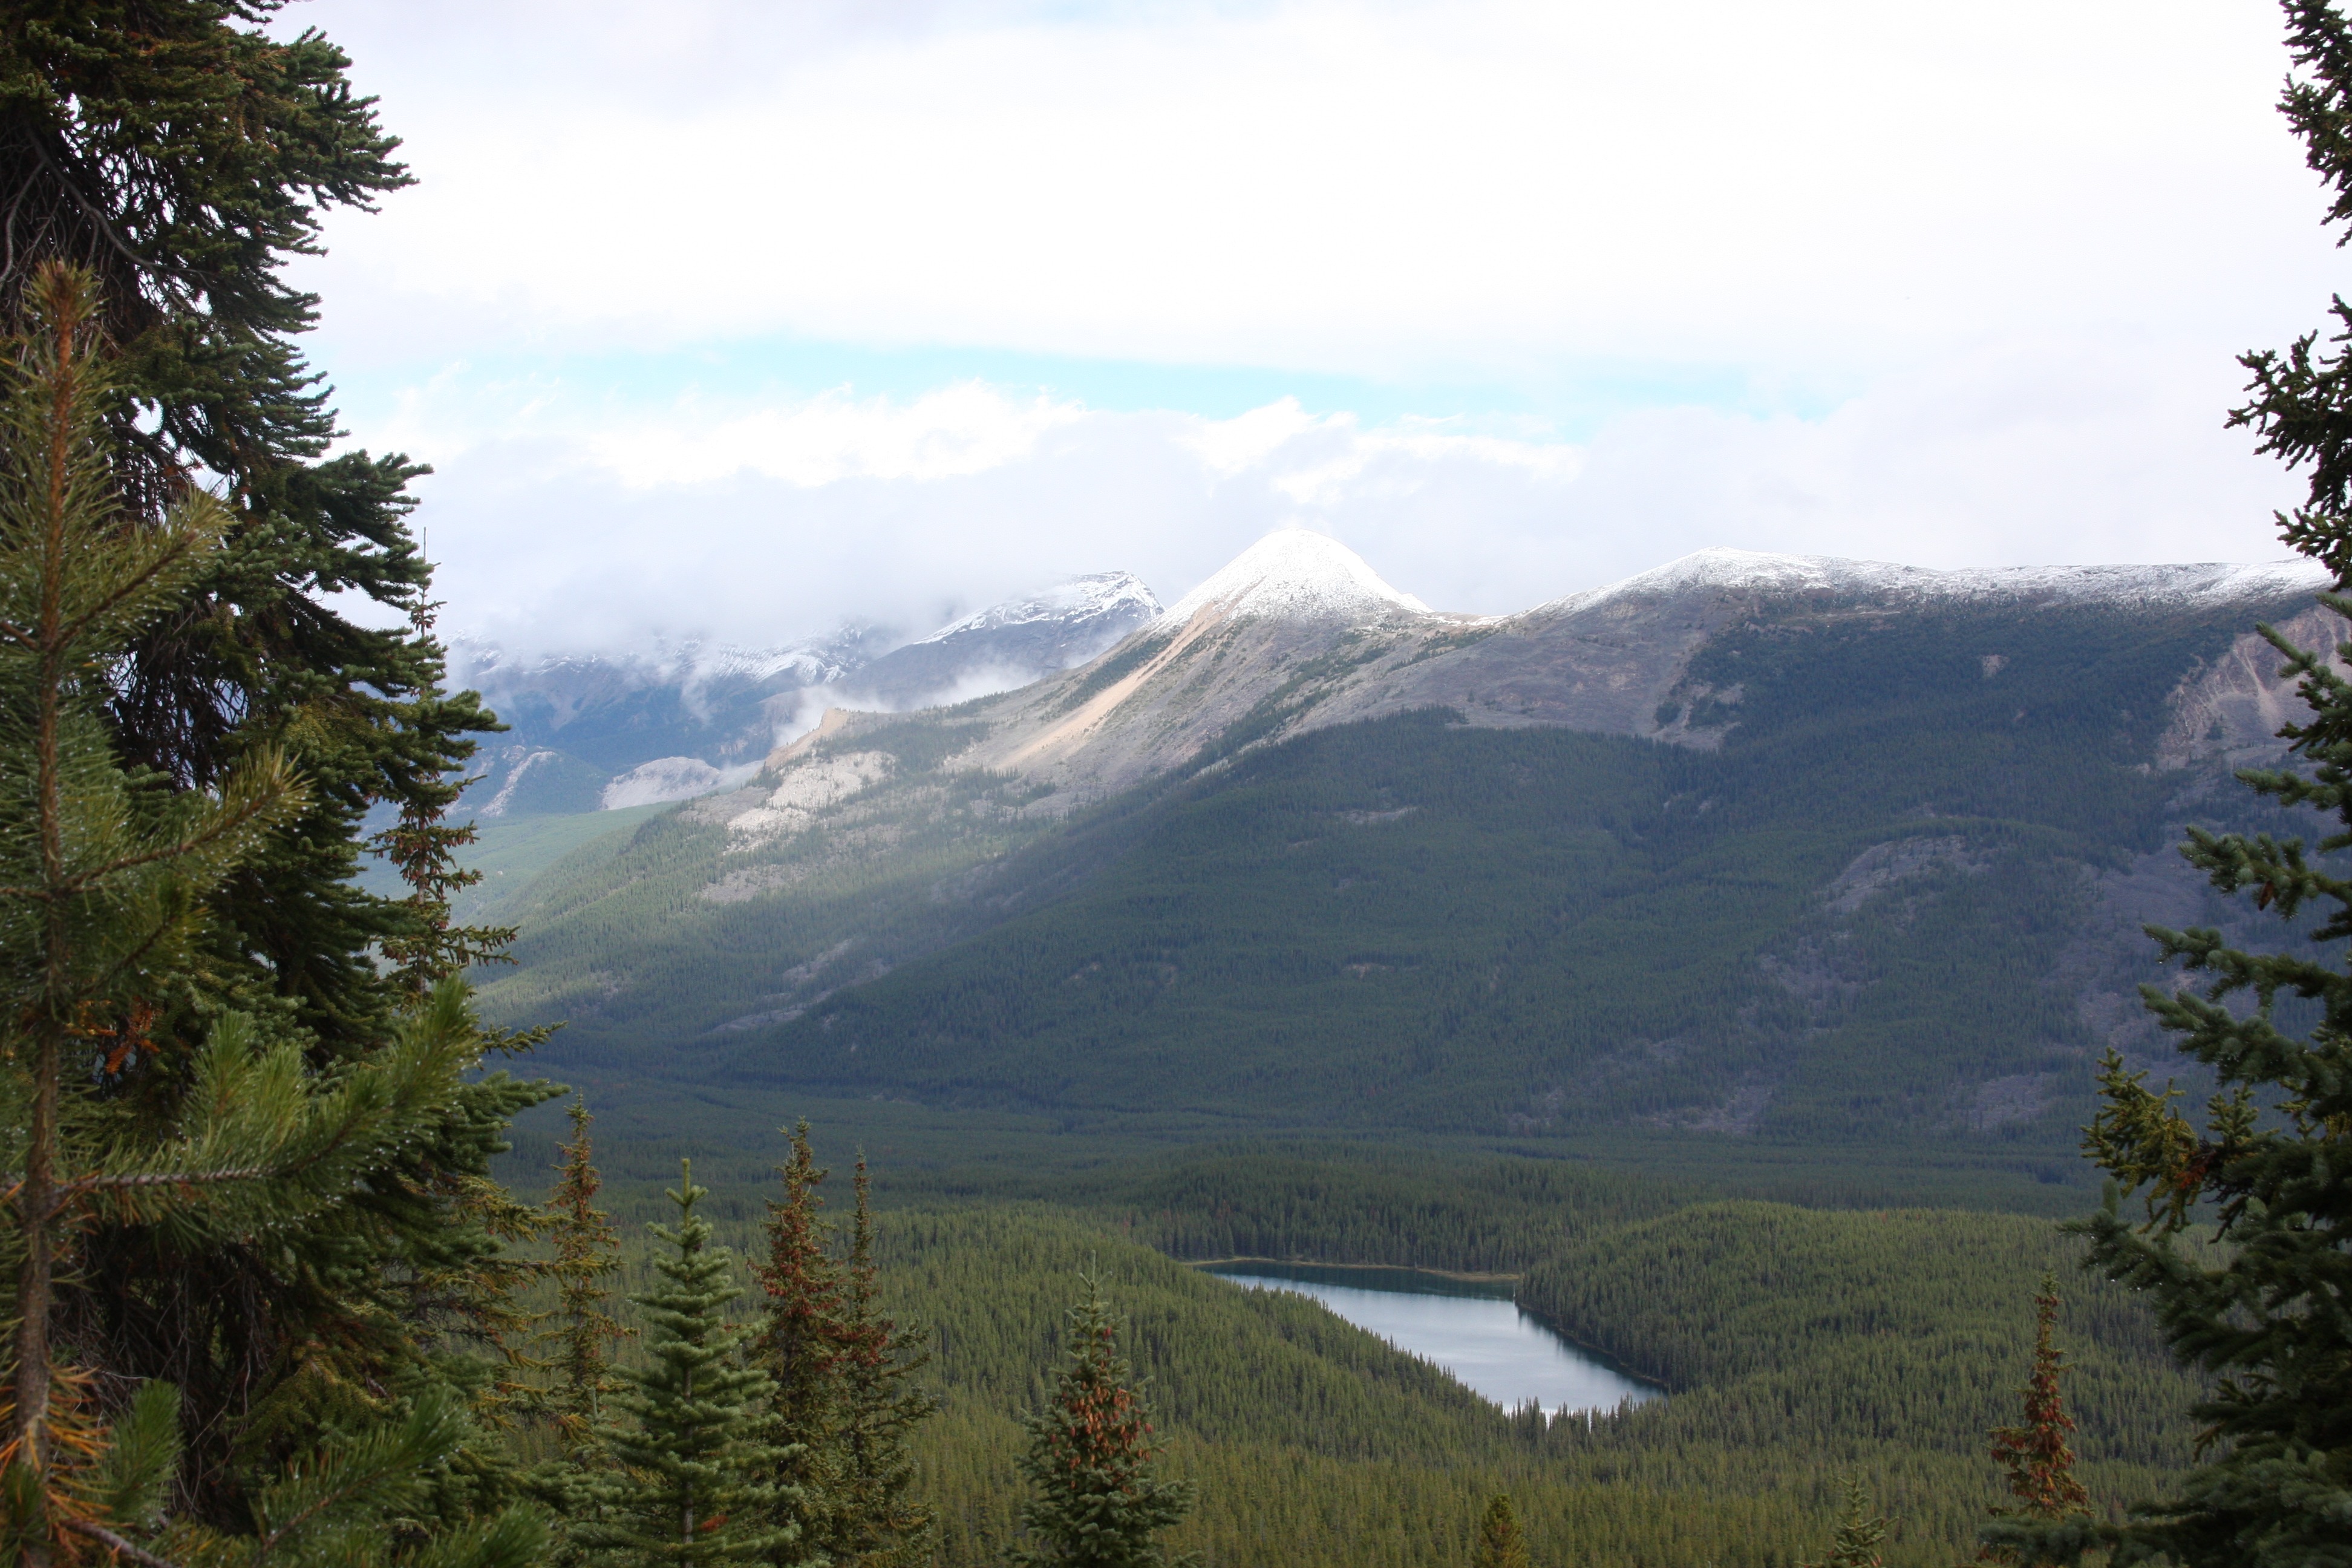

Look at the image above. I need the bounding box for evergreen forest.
[1,3,2350,1567]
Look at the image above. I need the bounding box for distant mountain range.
[447,572,1161,816]
[459,530,2336,1160]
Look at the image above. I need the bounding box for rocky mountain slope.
[726,533,2327,806]
[468,531,2337,1155]
[449,571,1161,816]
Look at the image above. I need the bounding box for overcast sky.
[281,0,2341,655]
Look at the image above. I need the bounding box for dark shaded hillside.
[691,599,2295,1143]
[480,587,2328,1156]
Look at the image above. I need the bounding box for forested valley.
[1,4,2349,1568]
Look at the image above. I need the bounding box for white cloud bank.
[409,339,2297,656]
[271,0,2332,654]
[296,0,2336,380]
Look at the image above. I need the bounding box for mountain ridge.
[1552,547,2327,614]
[468,533,2337,1165]
[763,536,2332,808]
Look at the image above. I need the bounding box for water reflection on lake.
[1204,1261,1661,1419]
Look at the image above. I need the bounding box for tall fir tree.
[580,1162,797,1568]
[2002,4,2352,1563]
[749,1121,846,1560]
[1988,1278,2091,1518]
[1972,1278,2091,1566]
[0,3,549,1523]
[540,1098,629,1446]
[1470,1493,1530,1568]
[826,1155,936,1568]
[1010,1274,1195,1568]
[0,1,495,994]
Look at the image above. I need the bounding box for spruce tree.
[1987,1277,2091,1520]
[1010,1274,1195,1568]
[1470,1493,1530,1568]
[749,1121,846,1560]
[0,4,494,1008]
[827,1155,936,1568]
[540,1099,629,1445]
[0,3,563,1527]
[1999,4,2352,1563]
[580,1162,797,1568]
[1800,1478,1888,1568]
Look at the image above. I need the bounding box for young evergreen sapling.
[1470,1492,1530,1568]
[0,264,539,1566]
[580,1161,800,1568]
[1801,1478,1889,1568]
[0,258,296,1556]
[1010,1273,1195,1568]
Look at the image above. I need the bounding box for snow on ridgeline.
[1554,547,2331,615]
[913,571,1160,644]
[449,634,860,694]
[1153,529,1432,630]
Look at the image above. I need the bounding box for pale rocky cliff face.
[2155,601,2350,772]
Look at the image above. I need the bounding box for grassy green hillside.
[355,803,670,924]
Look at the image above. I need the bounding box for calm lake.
[1203,1261,1661,1419]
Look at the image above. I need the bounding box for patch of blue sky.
[325,332,1856,443]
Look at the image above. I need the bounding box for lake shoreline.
[1195,1256,1670,1397]
[1183,1256,1521,1284]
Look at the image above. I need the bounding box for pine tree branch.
[16,133,154,283]
[64,1166,271,1197]
[62,1519,186,1568]
[0,769,296,900]
[0,1165,274,1223]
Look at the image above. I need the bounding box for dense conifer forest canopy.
[3,2,2352,1566]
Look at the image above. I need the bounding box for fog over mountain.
[451,570,1163,816]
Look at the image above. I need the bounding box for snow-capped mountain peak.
[1155,529,1431,630]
